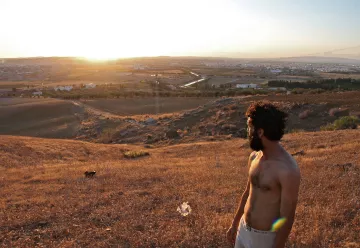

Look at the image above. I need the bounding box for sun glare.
[0,0,284,58]
[83,55,119,62]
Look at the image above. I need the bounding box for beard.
[249,129,264,151]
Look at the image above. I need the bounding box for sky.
[0,0,360,59]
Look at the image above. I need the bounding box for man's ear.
[257,128,264,138]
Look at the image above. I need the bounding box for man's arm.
[231,178,250,228]
[272,168,301,248]
[230,151,256,228]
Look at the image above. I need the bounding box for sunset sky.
[1,0,359,59]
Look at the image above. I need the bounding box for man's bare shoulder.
[267,152,300,175]
[276,155,301,180]
[286,151,300,172]
[249,151,258,161]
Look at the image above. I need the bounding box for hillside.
[1,131,359,247]
[76,91,360,145]
[0,98,83,138]
[2,91,360,145]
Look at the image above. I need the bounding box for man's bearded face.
[247,118,264,151]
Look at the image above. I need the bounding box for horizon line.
[1,54,360,61]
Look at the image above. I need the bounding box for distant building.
[32,91,42,96]
[133,64,146,70]
[204,62,239,68]
[84,83,96,89]
[236,83,258,89]
[54,86,73,91]
[270,69,282,74]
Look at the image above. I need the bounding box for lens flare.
[271,217,287,232]
[177,202,192,216]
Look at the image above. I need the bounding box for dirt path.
[71,101,124,119]
[71,101,147,128]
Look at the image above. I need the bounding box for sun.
[83,55,119,62]
[80,48,122,62]
[79,44,137,61]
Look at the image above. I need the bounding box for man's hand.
[226,225,237,245]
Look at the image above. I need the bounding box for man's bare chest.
[249,160,279,191]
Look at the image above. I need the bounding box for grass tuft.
[123,150,150,159]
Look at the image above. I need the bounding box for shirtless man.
[227,102,301,248]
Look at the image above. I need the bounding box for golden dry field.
[1,130,359,247]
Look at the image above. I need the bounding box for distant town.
[1,56,360,98]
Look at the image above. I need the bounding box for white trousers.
[234,216,276,248]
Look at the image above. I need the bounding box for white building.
[54,86,73,91]
[236,83,258,89]
[32,91,42,96]
[270,69,282,74]
[204,62,239,68]
[84,83,96,89]
[133,64,146,70]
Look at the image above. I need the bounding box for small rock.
[145,118,157,126]
[291,150,305,156]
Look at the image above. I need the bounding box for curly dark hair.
[246,101,288,141]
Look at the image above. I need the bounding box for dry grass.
[0,131,359,248]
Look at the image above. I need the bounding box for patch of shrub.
[308,88,325,94]
[320,124,335,131]
[124,150,150,159]
[291,88,307,94]
[321,116,359,131]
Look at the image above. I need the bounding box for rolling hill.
[1,130,359,247]
[0,98,84,138]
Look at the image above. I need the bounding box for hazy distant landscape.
[1,55,360,142]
